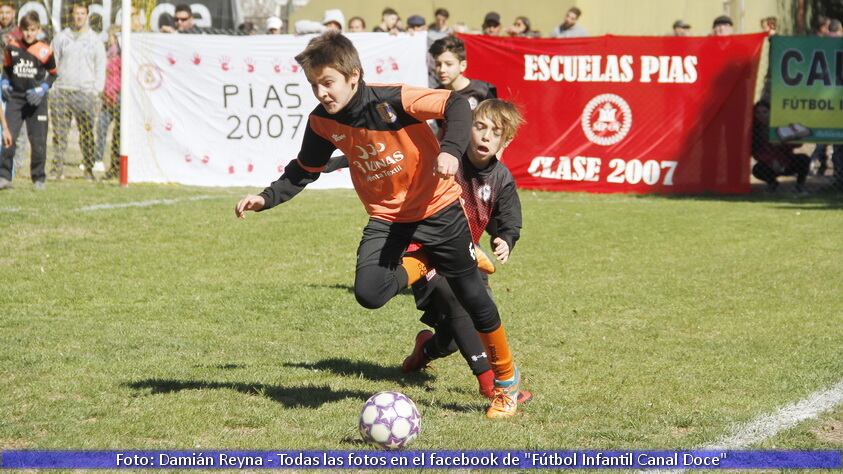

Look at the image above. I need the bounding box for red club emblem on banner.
[581,94,632,146]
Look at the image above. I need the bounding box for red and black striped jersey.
[3,37,56,92]
[457,154,521,251]
[260,81,472,223]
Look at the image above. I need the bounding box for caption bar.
[2,450,841,469]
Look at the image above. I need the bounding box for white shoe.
[92,161,106,173]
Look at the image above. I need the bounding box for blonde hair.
[295,30,363,81]
[474,99,524,142]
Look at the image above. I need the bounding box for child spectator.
[373,7,402,33]
[0,11,53,190]
[347,16,365,32]
[751,101,810,193]
[94,24,121,180]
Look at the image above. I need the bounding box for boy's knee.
[354,287,390,309]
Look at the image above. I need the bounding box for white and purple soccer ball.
[358,391,421,449]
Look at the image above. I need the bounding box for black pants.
[0,95,48,182]
[414,272,493,375]
[752,153,810,187]
[354,202,502,334]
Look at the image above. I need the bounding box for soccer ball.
[358,391,421,449]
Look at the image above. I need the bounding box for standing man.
[552,7,587,38]
[50,1,105,179]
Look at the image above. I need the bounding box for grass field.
[1,182,842,455]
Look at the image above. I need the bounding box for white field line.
[76,195,219,212]
[0,207,20,212]
[640,377,843,473]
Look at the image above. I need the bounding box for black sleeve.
[43,54,57,87]
[488,176,522,253]
[257,160,320,210]
[323,155,349,173]
[488,83,497,99]
[257,118,336,210]
[439,94,471,158]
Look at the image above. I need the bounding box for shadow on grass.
[284,358,434,384]
[303,283,355,294]
[124,379,370,408]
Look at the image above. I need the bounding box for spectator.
[553,7,587,38]
[373,7,401,33]
[712,15,733,36]
[829,19,842,37]
[506,16,537,37]
[347,16,365,32]
[265,16,282,34]
[0,12,52,190]
[813,15,830,36]
[94,24,121,180]
[322,9,344,31]
[0,1,17,47]
[751,101,809,193]
[430,36,496,111]
[237,21,257,35]
[406,15,426,33]
[671,19,691,36]
[481,12,501,36]
[760,16,777,35]
[50,1,105,180]
[428,8,452,37]
[162,4,203,34]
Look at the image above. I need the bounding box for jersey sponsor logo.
[581,93,632,146]
[477,184,492,202]
[12,58,38,79]
[354,142,385,160]
[331,133,346,142]
[10,51,18,57]
[376,102,398,124]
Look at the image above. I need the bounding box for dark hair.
[434,8,449,18]
[381,7,398,17]
[516,16,531,32]
[348,16,365,28]
[568,7,582,18]
[429,35,466,61]
[70,1,88,13]
[175,4,192,15]
[19,10,40,28]
[295,31,363,81]
[0,1,15,9]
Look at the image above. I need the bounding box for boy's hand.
[492,237,510,263]
[235,194,265,219]
[2,128,11,148]
[434,152,459,178]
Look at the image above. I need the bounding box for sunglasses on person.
[175,15,191,23]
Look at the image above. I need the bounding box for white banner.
[128,33,428,187]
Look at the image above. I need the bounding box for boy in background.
[234,32,526,418]
[0,11,53,190]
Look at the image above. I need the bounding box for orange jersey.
[295,82,472,223]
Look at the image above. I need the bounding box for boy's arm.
[255,119,336,210]
[400,85,472,160]
[489,177,522,254]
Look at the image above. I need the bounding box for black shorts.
[356,201,477,279]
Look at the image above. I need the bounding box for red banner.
[461,34,766,194]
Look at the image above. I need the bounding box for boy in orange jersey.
[235,32,524,418]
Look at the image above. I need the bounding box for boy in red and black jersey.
[235,32,525,418]
[0,11,56,189]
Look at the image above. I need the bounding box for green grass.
[1,182,842,452]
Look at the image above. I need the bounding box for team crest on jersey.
[376,102,398,124]
[38,48,48,60]
[468,96,479,110]
[477,184,492,202]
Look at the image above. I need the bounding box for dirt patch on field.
[812,418,843,446]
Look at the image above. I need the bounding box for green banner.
[769,36,843,143]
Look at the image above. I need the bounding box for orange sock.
[401,251,429,286]
[477,325,515,381]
